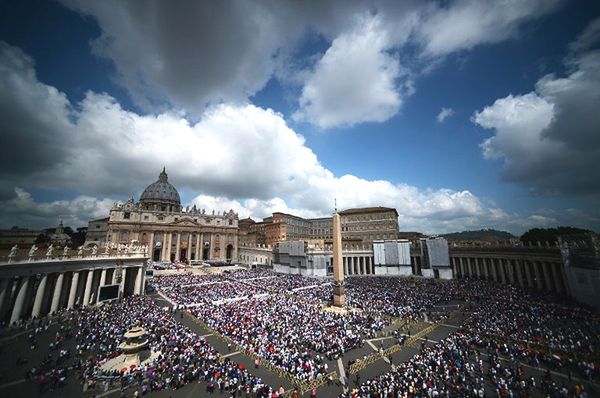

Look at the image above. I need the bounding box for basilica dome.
[140,168,181,211]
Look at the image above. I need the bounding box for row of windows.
[121,213,234,226]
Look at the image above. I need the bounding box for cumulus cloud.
[416,0,563,56]
[293,15,410,129]
[59,0,371,114]
[57,0,561,127]
[436,107,455,123]
[0,41,535,233]
[473,21,600,196]
[0,188,113,229]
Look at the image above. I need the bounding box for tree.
[520,227,593,244]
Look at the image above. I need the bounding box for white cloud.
[416,0,563,56]
[293,14,410,128]
[0,41,535,233]
[436,107,455,123]
[59,0,369,114]
[0,188,113,229]
[472,21,600,196]
[57,1,563,128]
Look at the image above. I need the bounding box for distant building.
[48,221,71,246]
[239,206,400,247]
[0,226,40,249]
[106,168,239,262]
[85,217,109,247]
[338,207,399,243]
[559,233,600,310]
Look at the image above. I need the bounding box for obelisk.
[332,209,345,306]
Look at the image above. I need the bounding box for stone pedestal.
[333,283,345,306]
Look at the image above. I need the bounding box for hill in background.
[441,229,516,242]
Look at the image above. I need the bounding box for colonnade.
[0,263,146,325]
[451,256,567,294]
[131,230,238,263]
[343,255,374,275]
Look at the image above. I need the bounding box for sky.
[0,0,599,235]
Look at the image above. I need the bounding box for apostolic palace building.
[107,168,239,263]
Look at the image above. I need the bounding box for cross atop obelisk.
[332,202,345,307]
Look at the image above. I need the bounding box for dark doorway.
[226,244,233,261]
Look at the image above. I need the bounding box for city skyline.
[0,0,599,234]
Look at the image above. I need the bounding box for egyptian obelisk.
[332,205,345,306]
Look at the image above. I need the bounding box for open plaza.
[1,3,600,396]
[0,262,598,398]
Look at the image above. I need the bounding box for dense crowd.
[342,332,595,398]
[145,269,599,395]
[162,282,268,305]
[151,274,225,289]
[191,294,386,381]
[27,296,278,396]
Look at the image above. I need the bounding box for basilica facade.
[107,169,239,262]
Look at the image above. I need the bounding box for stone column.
[464,258,471,278]
[523,260,533,288]
[175,232,181,261]
[100,269,107,286]
[166,233,173,262]
[495,259,505,284]
[533,261,544,290]
[120,268,127,298]
[83,270,94,306]
[0,278,10,319]
[542,262,554,292]
[67,271,80,309]
[134,267,143,295]
[31,274,48,318]
[50,273,65,314]
[186,233,192,262]
[344,257,349,275]
[210,233,215,259]
[148,231,154,259]
[195,233,201,260]
[550,263,564,294]
[514,260,524,287]
[10,277,30,325]
[162,232,168,261]
[233,232,239,262]
[219,234,225,260]
[505,259,515,285]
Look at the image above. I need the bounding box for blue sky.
[0,0,598,234]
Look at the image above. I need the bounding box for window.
[124,212,130,219]
[229,219,233,225]
[95,225,100,229]
[144,215,149,221]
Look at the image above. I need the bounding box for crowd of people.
[190,294,387,382]
[24,295,279,396]
[342,332,595,398]
[162,282,268,305]
[16,266,598,397]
